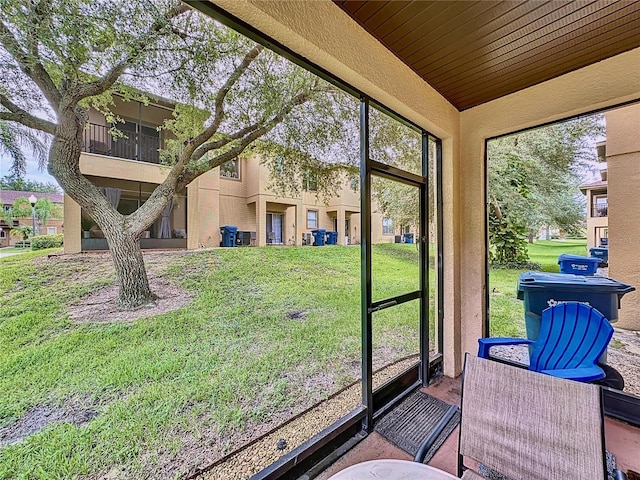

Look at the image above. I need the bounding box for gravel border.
[194,356,420,480]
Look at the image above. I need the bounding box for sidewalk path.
[0,249,27,259]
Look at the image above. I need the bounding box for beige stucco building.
[0,191,64,247]
[581,142,609,250]
[580,105,640,330]
[606,105,640,331]
[63,96,404,254]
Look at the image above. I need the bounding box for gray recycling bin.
[311,229,326,246]
[220,225,238,247]
[517,271,635,362]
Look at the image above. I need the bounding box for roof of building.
[0,190,64,205]
[579,180,608,194]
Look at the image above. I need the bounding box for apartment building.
[0,190,64,247]
[64,96,404,253]
[580,140,609,249]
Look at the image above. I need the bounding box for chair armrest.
[539,366,605,382]
[613,469,628,480]
[477,337,533,359]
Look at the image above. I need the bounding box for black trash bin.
[517,271,635,362]
[220,225,238,247]
[311,229,326,246]
[589,247,609,266]
[325,231,338,245]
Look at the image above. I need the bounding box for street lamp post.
[28,195,37,237]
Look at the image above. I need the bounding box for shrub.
[490,262,541,271]
[31,234,64,250]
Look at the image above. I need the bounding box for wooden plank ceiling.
[334,1,640,110]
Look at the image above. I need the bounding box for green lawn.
[488,239,588,337]
[0,240,580,478]
[0,244,432,479]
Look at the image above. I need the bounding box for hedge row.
[31,234,64,250]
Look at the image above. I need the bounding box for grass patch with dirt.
[0,244,429,479]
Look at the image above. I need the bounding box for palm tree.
[10,225,32,242]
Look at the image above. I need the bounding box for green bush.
[31,234,64,250]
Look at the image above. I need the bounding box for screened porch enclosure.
[185,1,640,478]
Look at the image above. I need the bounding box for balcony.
[592,202,608,218]
[82,123,162,164]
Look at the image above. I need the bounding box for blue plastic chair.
[478,302,614,382]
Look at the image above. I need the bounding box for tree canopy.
[487,116,603,264]
[0,174,61,193]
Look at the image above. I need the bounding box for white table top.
[326,459,459,480]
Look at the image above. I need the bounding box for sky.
[0,152,61,187]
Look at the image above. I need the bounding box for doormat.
[374,391,460,463]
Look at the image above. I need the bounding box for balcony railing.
[591,202,608,217]
[82,123,162,164]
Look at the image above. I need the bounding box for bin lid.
[311,229,326,233]
[557,254,601,264]
[222,225,238,232]
[590,246,609,251]
[517,271,635,298]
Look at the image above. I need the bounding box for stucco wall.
[606,104,640,330]
[460,49,640,365]
[584,186,609,249]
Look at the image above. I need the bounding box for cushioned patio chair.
[477,302,613,382]
[329,355,626,479]
[452,354,626,479]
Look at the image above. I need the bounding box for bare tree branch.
[179,89,316,189]
[191,120,264,159]
[70,3,191,103]
[191,80,331,160]
[0,20,62,109]
[0,94,56,134]
[128,144,194,230]
[192,44,265,147]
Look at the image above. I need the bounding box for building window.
[592,195,608,217]
[47,227,57,235]
[0,230,5,237]
[307,210,318,229]
[274,155,285,174]
[220,159,240,179]
[349,178,358,191]
[3,205,10,212]
[303,171,318,191]
[382,218,393,235]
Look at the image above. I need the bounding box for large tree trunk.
[48,104,158,309]
[107,230,155,308]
